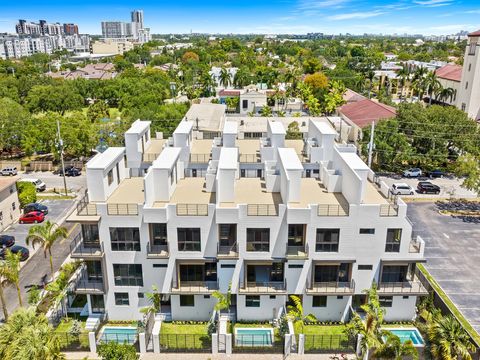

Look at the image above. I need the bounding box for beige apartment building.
[0,177,21,231]
[91,39,134,55]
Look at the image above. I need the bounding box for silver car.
[1,167,17,176]
[391,183,414,195]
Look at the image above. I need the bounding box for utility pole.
[57,119,68,196]
[367,121,375,169]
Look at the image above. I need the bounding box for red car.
[19,211,45,224]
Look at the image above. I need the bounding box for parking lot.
[2,199,75,252]
[379,175,477,199]
[408,202,480,334]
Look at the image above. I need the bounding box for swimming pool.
[385,328,425,346]
[235,328,274,346]
[99,326,137,344]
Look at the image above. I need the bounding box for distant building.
[16,19,79,36]
[101,21,132,38]
[435,64,462,106]
[48,63,117,80]
[0,177,20,232]
[64,23,79,35]
[91,38,134,55]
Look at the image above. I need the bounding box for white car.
[403,168,422,178]
[0,167,17,176]
[18,178,46,192]
[391,183,414,195]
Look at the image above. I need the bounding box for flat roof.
[184,103,226,132]
[152,147,181,169]
[236,139,260,154]
[126,119,150,135]
[173,121,194,134]
[87,147,125,170]
[278,148,303,171]
[191,139,213,154]
[223,121,238,134]
[269,121,286,135]
[220,178,282,207]
[218,148,238,170]
[289,178,348,208]
[107,177,144,204]
[339,152,369,171]
[312,120,337,135]
[144,139,166,155]
[153,177,215,206]
[364,182,389,205]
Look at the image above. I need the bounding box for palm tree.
[437,87,455,105]
[427,314,476,360]
[212,283,232,313]
[219,67,231,88]
[366,70,376,99]
[5,250,23,307]
[233,68,250,88]
[140,285,162,317]
[424,71,441,105]
[26,221,68,277]
[287,295,316,334]
[396,65,410,101]
[412,66,428,100]
[0,262,12,320]
[260,105,272,117]
[200,73,216,97]
[373,332,418,360]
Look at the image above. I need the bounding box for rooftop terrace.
[220,178,282,208]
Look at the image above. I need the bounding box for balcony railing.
[239,280,287,294]
[176,204,209,216]
[239,154,260,163]
[377,280,427,294]
[77,191,97,216]
[171,280,219,293]
[247,204,278,216]
[147,241,169,257]
[306,280,355,294]
[107,203,138,216]
[73,267,104,294]
[409,239,422,253]
[189,153,211,163]
[69,233,103,258]
[217,242,238,257]
[318,204,349,216]
[286,243,309,258]
[380,204,399,217]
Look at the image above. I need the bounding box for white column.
[225,333,232,355]
[139,332,146,353]
[152,320,161,353]
[86,294,92,314]
[88,331,97,354]
[298,333,305,355]
[284,334,292,356]
[212,333,218,354]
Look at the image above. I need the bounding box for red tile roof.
[436,64,463,82]
[339,99,396,128]
[343,88,366,103]
[468,29,480,37]
[218,89,241,97]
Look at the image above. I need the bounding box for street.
[407,202,480,334]
[19,171,87,193]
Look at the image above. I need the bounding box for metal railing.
[303,334,356,354]
[176,204,209,216]
[377,280,427,294]
[73,267,104,294]
[69,232,103,257]
[77,191,97,216]
[147,241,169,256]
[160,333,212,353]
[107,203,138,215]
[240,280,286,293]
[99,331,137,345]
[143,153,161,162]
[380,204,399,217]
[317,204,349,216]
[409,239,422,253]
[247,204,278,216]
[217,242,238,256]
[286,243,309,257]
[57,332,90,352]
[307,280,355,294]
[171,280,219,293]
[239,154,260,163]
[189,153,211,163]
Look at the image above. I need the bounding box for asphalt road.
[20,171,87,193]
[407,202,480,334]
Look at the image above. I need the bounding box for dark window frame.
[113,264,144,286]
[385,228,402,252]
[379,296,393,308]
[245,295,261,307]
[150,223,168,246]
[110,227,140,251]
[114,292,129,306]
[315,229,340,252]
[246,228,270,252]
[359,228,375,234]
[177,228,201,251]
[180,295,195,307]
[312,296,327,307]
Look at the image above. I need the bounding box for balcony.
[68,191,99,222]
[377,279,427,295]
[69,233,104,259]
[239,280,287,294]
[239,154,260,163]
[217,243,238,258]
[73,267,104,295]
[170,280,219,294]
[286,243,309,258]
[380,204,399,217]
[306,280,355,295]
[107,203,138,216]
[317,204,349,217]
[176,204,209,216]
[189,153,211,163]
[247,204,278,216]
[146,242,169,258]
[409,237,424,254]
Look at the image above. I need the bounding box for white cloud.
[298,0,349,10]
[327,11,386,20]
[413,0,452,7]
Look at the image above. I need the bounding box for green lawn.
[295,323,346,335]
[293,324,353,352]
[160,323,210,350]
[54,318,86,333]
[54,319,89,350]
[161,322,208,335]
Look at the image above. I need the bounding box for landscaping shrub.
[16,181,36,208]
[98,342,139,360]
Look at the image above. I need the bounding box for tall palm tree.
[0,262,12,320]
[437,87,455,105]
[287,295,316,334]
[396,65,410,101]
[5,250,23,307]
[411,66,428,100]
[373,332,418,360]
[233,68,250,88]
[424,71,441,105]
[366,70,376,99]
[212,283,232,313]
[26,221,68,277]
[219,67,231,88]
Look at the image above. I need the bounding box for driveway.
[407,202,480,334]
[2,199,75,251]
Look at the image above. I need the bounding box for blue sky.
[0,0,479,35]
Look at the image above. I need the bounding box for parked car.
[23,202,48,215]
[0,245,29,261]
[65,168,81,177]
[426,169,445,178]
[403,168,422,178]
[19,211,45,224]
[1,167,17,176]
[417,181,441,194]
[390,183,415,195]
[17,178,46,192]
[57,165,81,176]
[0,235,15,248]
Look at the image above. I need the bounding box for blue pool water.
[235,328,274,346]
[388,329,424,345]
[100,326,137,344]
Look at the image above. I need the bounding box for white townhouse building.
[67,117,426,323]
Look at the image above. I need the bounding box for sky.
[0,0,479,35]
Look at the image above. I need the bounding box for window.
[219,224,236,246]
[150,223,167,245]
[245,295,260,307]
[359,228,375,234]
[221,264,235,268]
[242,99,248,109]
[177,228,201,251]
[466,82,469,90]
[269,295,276,299]
[314,264,350,283]
[138,292,144,298]
[11,202,16,211]
[116,164,120,185]
[337,296,344,299]
[385,229,402,252]
[204,295,210,299]
[246,228,270,252]
[358,265,373,270]
[381,265,411,283]
[114,292,129,306]
[315,229,339,252]
[469,63,472,71]
[288,264,303,269]
[462,103,466,111]
[288,224,305,246]
[312,296,327,307]
[468,41,477,56]
[82,224,99,246]
[110,228,140,251]
[379,296,393,308]
[113,264,143,286]
[107,169,114,185]
[180,295,195,307]
[153,264,167,268]
[403,296,409,299]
